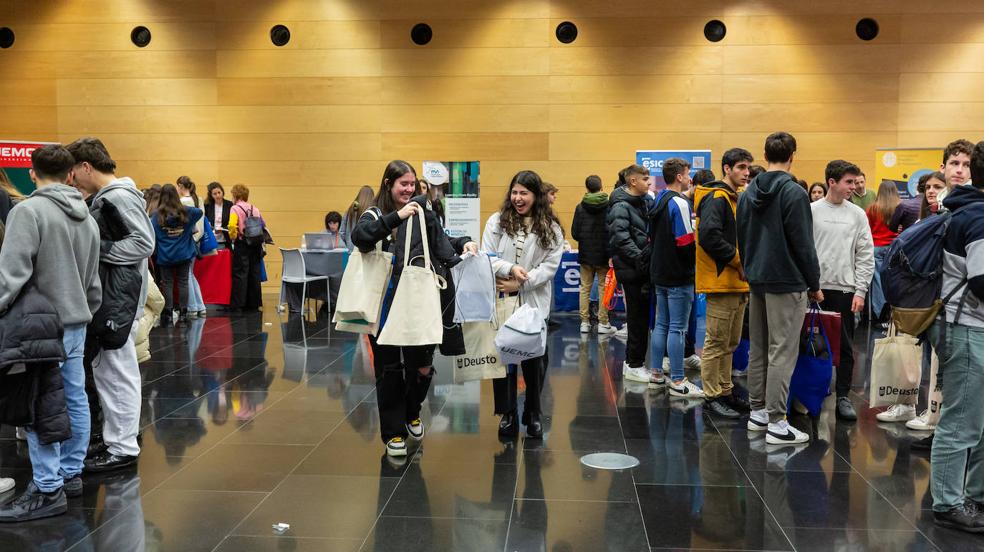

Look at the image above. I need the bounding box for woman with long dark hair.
[482,170,564,438]
[177,176,206,318]
[151,184,203,326]
[342,186,375,251]
[352,160,477,457]
[204,181,236,250]
[920,171,947,220]
[866,181,902,320]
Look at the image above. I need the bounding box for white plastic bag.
[495,303,546,365]
[452,252,496,323]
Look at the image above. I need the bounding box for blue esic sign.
[636,150,713,188]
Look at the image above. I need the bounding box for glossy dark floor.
[0,307,978,551]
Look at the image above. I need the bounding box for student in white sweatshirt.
[810,160,875,421]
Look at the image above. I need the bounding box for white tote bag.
[453,321,505,383]
[495,302,546,365]
[376,208,446,346]
[869,324,921,408]
[333,210,393,323]
[452,252,496,323]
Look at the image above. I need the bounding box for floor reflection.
[0,310,966,551]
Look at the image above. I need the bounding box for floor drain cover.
[579,452,640,470]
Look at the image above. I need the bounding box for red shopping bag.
[802,309,841,367]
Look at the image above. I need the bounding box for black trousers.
[367,335,435,443]
[159,260,191,312]
[231,242,263,309]
[819,289,857,397]
[622,282,650,368]
[492,355,545,416]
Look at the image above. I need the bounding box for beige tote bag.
[333,210,393,324]
[869,324,921,408]
[376,208,446,346]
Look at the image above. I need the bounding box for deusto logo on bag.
[878,386,918,398]
[456,355,498,370]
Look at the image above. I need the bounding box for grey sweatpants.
[747,291,808,423]
[92,308,143,457]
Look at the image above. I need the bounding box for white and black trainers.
[406,419,424,441]
[684,354,702,370]
[623,363,653,384]
[580,322,591,334]
[747,409,769,432]
[386,437,408,457]
[766,419,810,445]
[668,378,704,399]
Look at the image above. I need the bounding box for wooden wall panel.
[2,0,983,289]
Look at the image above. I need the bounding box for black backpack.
[240,206,265,245]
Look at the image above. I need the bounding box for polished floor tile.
[0,308,975,551]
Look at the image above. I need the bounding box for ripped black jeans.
[367,336,436,443]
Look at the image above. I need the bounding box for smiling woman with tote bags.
[482,170,564,439]
[352,160,477,458]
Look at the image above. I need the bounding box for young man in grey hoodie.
[0,145,101,522]
[66,137,155,473]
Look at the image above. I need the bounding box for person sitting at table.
[204,181,237,250]
[323,211,343,249]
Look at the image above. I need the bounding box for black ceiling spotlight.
[856,18,879,41]
[0,27,13,49]
[555,21,578,44]
[703,20,726,42]
[411,23,432,46]
[270,24,291,47]
[130,25,151,47]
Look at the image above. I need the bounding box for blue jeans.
[188,258,205,311]
[929,322,984,511]
[651,285,695,381]
[870,246,889,319]
[26,324,89,492]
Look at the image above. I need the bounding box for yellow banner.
[875,148,942,199]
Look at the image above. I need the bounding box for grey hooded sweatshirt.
[89,177,155,310]
[0,183,102,325]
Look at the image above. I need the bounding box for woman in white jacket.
[482,170,564,438]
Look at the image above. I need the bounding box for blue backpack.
[880,212,965,335]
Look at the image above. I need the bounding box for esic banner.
[636,150,713,189]
[875,147,943,200]
[422,161,480,240]
[0,140,56,195]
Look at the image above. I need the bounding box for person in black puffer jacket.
[606,164,655,381]
[571,175,614,334]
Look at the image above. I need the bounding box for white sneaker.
[747,409,769,432]
[623,363,654,384]
[661,357,671,375]
[766,419,810,445]
[648,371,666,389]
[597,323,617,335]
[684,354,702,370]
[875,404,916,423]
[406,418,424,440]
[0,478,13,494]
[386,437,408,457]
[905,410,936,431]
[614,326,627,340]
[668,378,704,399]
[580,322,591,334]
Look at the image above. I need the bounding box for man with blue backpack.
[923,140,984,533]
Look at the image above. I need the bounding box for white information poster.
[422,161,480,240]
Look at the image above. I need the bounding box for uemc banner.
[636,150,713,189]
[1,140,56,195]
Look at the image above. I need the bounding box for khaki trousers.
[579,264,609,325]
[701,293,748,399]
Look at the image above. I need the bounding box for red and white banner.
[0,141,54,169]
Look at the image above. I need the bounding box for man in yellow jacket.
[694,148,754,418]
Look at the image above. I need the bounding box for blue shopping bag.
[732,338,750,373]
[788,306,834,417]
